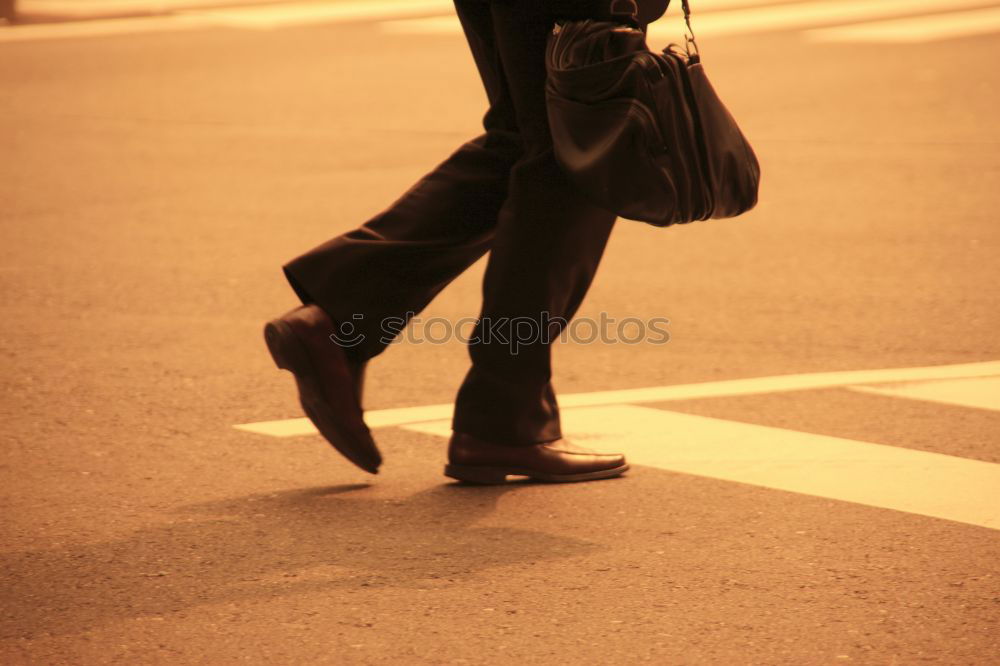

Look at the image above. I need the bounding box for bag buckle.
[609,0,639,23]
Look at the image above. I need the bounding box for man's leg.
[451,0,619,445]
[282,134,513,362]
[282,0,522,362]
[266,0,529,474]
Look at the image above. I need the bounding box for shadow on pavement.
[1,483,599,639]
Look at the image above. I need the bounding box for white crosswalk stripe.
[0,0,455,42]
[381,0,1000,43]
[187,0,449,30]
[234,360,1000,436]
[236,361,1000,529]
[804,5,1000,42]
[3,0,1000,43]
[648,0,1000,41]
[405,404,1000,530]
[850,376,1000,412]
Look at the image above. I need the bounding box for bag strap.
[609,1,699,54]
[679,0,699,57]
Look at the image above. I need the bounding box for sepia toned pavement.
[2,2,999,663]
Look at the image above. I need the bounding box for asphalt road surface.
[2,1,999,663]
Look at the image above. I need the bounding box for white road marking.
[379,0,816,35]
[381,15,457,35]
[16,0,276,19]
[804,5,1000,43]
[0,12,211,42]
[189,0,450,30]
[405,404,1000,531]
[646,0,1000,41]
[851,376,1000,412]
[378,0,1000,40]
[235,403,457,437]
[0,0,452,42]
[233,360,1000,436]
[7,0,1000,43]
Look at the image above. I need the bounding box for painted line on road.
[234,360,1000,436]
[378,0,790,35]
[851,376,1000,412]
[405,404,1000,531]
[0,0,452,42]
[187,0,450,30]
[15,0,279,19]
[7,0,999,43]
[380,15,456,35]
[646,0,1000,40]
[377,0,1000,41]
[0,12,212,42]
[804,6,1000,43]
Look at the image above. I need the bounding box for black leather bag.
[544,1,760,227]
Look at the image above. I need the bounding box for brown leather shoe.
[263,304,381,474]
[444,432,628,484]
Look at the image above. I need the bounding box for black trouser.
[283,0,618,445]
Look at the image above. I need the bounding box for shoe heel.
[263,320,294,371]
[444,464,508,485]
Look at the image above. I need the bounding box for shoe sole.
[264,319,381,474]
[443,463,629,485]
